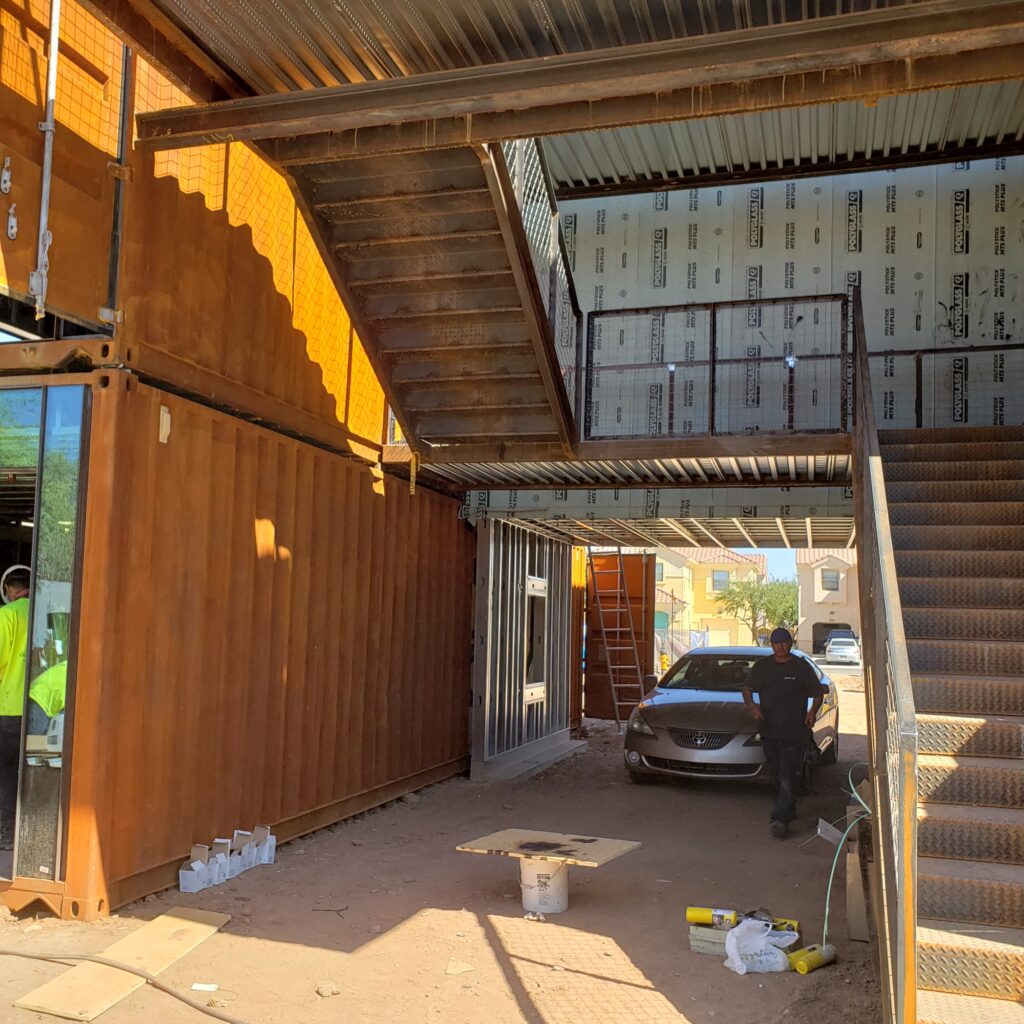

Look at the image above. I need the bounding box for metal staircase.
[588,550,646,731]
[878,425,1024,1024]
[270,140,578,458]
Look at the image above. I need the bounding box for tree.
[764,579,799,633]
[715,577,799,643]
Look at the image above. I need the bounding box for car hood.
[638,688,754,732]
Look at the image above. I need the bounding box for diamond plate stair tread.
[900,578,1024,609]
[908,640,1024,676]
[912,674,1024,716]
[918,918,1024,1001]
[904,607,1024,642]
[917,713,1024,757]
[889,502,1024,527]
[919,804,1024,865]
[882,441,1024,463]
[917,754,1024,809]
[919,856,1024,929]
[887,479,1024,504]
[884,460,1024,482]
[917,989,1024,1024]
[893,525,1024,551]
[896,551,1024,578]
[880,426,1024,444]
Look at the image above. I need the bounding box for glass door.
[0,384,88,882]
[17,385,88,881]
[0,389,42,879]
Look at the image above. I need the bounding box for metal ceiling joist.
[135,2,1024,155]
[659,518,700,547]
[490,516,856,550]
[576,433,853,462]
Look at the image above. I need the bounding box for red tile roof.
[680,548,767,576]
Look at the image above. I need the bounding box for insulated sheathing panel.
[563,157,1024,429]
[463,486,853,520]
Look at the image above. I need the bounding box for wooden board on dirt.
[456,828,640,868]
[14,907,230,1022]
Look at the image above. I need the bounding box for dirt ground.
[1,673,879,1024]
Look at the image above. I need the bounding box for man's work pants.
[763,737,805,825]
[0,715,21,845]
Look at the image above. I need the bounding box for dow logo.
[846,190,863,253]
[951,189,970,254]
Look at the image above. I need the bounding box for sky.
[735,547,797,580]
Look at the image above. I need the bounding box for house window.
[712,570,730,592]
[821,569,840,592]
[655,562,664,582]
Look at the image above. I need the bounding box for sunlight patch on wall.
[1,1,122,156]
[131,57,386,444]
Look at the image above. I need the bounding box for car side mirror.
[644,673,660,689]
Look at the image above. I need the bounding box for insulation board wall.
[561,157,1023,430]
[462,486,853,521]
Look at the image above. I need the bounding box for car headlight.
[627,710,656,737]
[743,732,763,747]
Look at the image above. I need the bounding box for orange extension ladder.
[588,549,646,732]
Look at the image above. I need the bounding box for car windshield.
[660,654,764,692]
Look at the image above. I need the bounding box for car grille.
[644,756,760,777]
[668,728,733,750]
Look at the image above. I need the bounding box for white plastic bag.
[723,917,800,975]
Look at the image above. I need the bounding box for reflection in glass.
[17,386,86,881]
[0,389,41,869]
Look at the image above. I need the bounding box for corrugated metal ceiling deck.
[546,81,1024,194]
[484,516,855,549]
[150,0,925,93]
[423,452,853,488]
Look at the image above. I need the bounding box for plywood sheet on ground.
[457,828,640,867]
[14,907,230,1021]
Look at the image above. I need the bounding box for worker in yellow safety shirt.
[0,565,30,849]
[29,660,67,719]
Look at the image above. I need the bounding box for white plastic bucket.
[519,859,569,913]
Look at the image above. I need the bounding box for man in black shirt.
[742,627,825,838]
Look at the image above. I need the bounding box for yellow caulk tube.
[788,944,837,974]
[685,907,739,929]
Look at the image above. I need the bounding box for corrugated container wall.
[0,2,386,456]
[64,375,474,914]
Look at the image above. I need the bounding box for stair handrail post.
[852,285,918,1024]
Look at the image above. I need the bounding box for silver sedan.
[622,646,840,785]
